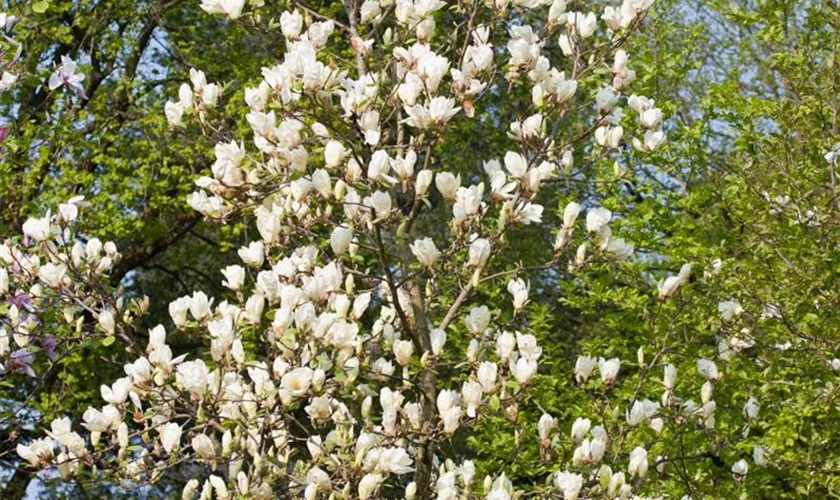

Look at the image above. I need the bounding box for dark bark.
[111,213,203,284]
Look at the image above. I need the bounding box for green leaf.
[102,336,116,347]
[32,0,49,13]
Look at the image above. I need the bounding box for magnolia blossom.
[430,328,446,356]
[554,471,583,500]
[0,71,18,92]
[221,265,245,291]
[571,418,591,443]
[538,413,556,441]
[697,358,721,381]
[281,10,304,39]
[435,172,461,200]
[743,396,759,420]
[598,357,620,383]
[575,355,598,383]
[507,278,530,312]
[393,340,414,366]
[718,299,744,322]
[17,438,55,467]
[731,459,749,478]
[410,238,441,267]
[403,97,460,129]
[330,226,354,256]
[48,56,86,97]
[23,214,51,241]
[663,363,677,390]
[586,207,612,233]
[628,446,648,478]
[177,360,209,396]
[658,263,691,298]
[465,305,491,335]
[469,238,491,268]
[200,0,245,19]
[477,361,498,393]
[98,310,116,336]
[510,357,538,385]
[753,445,768,466]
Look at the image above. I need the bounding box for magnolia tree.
[2,0,768,498]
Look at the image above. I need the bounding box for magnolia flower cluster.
[19,221,547,498]
[165,69,223,127]
[0,199,127,378]
[13,0,682,497]
[547,345,767,499]
[554,203,635,264]
[552,249,773,496]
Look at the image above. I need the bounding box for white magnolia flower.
[0,71,18,92]
[718,299,744,322]
[403,97,459,128]
[23,214,51,242]
[538,413,556,441]
[462,381,482,417]
[658,263,691,298]
[598,357,620,383]
[280,10,304,39]
[697,358,720,381]
[753,445,768,466]
[238,241,265,267]
[177,360,209,396]
[192,434,216,460]
[221,265,246,291]
[371,191,392,219]
[586,207,612,233]
[570,417,591,443]
[200,0,245,19]
[633,129,666,152]
[98,310,116,336]
[496,331,516,362]
[324,140,347,168]
[410,237,440,267]
[38,263,66,288]
[465,305,491,335]
[553,471,583,500]
[430,328,446,356]
[663,363,677,390]
[158,423,182,453]
[415,169,434,196]
[100,378,129,405]
[189,291,213,321]
[477,361,498,393]
[507,278,530,312]
[628,446,648,478]
[627,399,659,426]
[17,438,55,467]
[48,56,86,97]
[510,357,537,385]
[330,226,354,256]
[469,238,491,268]
[575,355,598,383]
[731,458,749,478]
[392,339,414,366]
[358,473,384,499]
[435,172,461,200]
[743,396,759,420]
